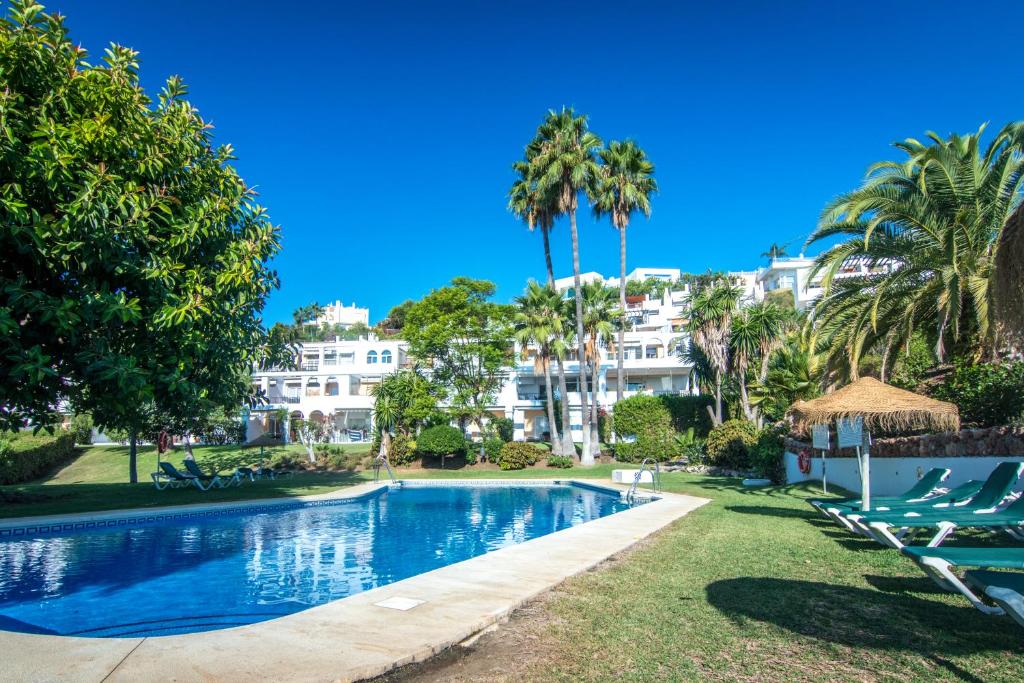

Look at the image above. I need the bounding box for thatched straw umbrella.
[788,377,960,510]
[995,202,1024,348]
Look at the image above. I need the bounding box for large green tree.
[687,282,742,426]
[402,278,513,441]
[528,108,603,465]
[0,2,284,480]
[577,282,618,455]
[807,123,1024,376]
[593,140,657,405]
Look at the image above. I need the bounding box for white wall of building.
[784,451,1024,497]
[314,300,370,328]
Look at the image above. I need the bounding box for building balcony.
[300,361,319,371]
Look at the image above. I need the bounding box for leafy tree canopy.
[0,3,285,479]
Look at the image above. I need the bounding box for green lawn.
[3,448,1023,680]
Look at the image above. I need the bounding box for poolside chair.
[237,466,284,482]
[156,461,210,491]
[964,570,1024,630]
[183,459,242,488]
[901,546,1024,628]
[151,463,192,490]
[824,480,985,535]
[810,467,950,516]
[850,462,1024,548]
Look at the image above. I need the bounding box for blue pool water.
[0,483,635,637]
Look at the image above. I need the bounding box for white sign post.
[811,423,830,493]
[837,417,869,510]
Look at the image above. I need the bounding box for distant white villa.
[246,255,864,445]
[312,300,370,328]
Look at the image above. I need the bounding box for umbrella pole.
[821,451,828,494]
[859,444,871,512]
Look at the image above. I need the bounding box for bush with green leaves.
[498,442,540,470]
[0,432,76,484]
[932,361,1024,428]
[493,417,514,442]
[546,455,574,469]
[705,419,758,470]
[750,424,788,482]
[69,414,93,445]
[389,433,416,466]
[482,437,504,462]
[659,395,717,438]
[415,425,466,464]
[612,395,683,463]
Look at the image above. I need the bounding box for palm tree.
[509,161,557,288]
[593,140,657,404]
[529,107,603,465]
[761,243,788,263]
[687,282,742,426]
[513,281,567,456]
[808,123,1024,371]
[577,282,618,456]
[729,302,787,426]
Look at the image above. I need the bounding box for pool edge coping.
[0,479,708,683]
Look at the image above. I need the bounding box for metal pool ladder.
[373,453,397,485]
[626,458,660,502]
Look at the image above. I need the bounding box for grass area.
[3,448,1024,680]
[458,477,1024,682]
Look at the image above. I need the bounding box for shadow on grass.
[706,577,1021,680]
[724,504,821,521]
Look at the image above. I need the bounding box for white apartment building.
[753,254,891,310]
[245,335,406,444]
[314,300,370,328]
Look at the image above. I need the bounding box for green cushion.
[902,546,1024,569]
[964,569,1024,594]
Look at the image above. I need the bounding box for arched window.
[366,350,378,364]
[381,350,393,364]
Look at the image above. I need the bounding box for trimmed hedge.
[0,432,77,484]
[415,425,465,457]
[498,442,540,470]
[612,395,683,463]
[705,419,758,470]
[659,395,717,438]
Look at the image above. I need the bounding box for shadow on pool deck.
[706,577,1022,681]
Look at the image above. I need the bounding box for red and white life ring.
[798,449,812,474]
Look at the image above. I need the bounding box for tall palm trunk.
[616,223,626,403]
[555,355,575,456]
[542,224,555,289]
[128,431,138,483]
[590,353,601,457]
[541,347,561,454]
[570,209,592,465]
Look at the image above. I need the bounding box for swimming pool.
[0,482,637,638]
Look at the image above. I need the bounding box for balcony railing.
[300,361,319,371]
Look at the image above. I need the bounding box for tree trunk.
[590,356,601,457]
[617,224,626,403]
[570,209,592,465]
[713,372,724,426]
[183,433,195,460]
[542,224,555,289]
[555,356,576,457]
[129,431,138,484]
[542,348,562,456]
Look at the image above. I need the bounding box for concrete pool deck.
[1,479,709,683]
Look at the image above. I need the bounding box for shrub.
[270,450,303,470]
[389,433,416,466]
[546,455,574,469]
[483,437,504,462]
[705,419,758,470]
[932,361,1024,428]
[493,417,514,442]
[464,448,478,465]
[612,395,683,463]
[416,425,466,468]
[69,414,93,445]
[498,441,540,470]
[659,395,717,438]
[750,423,788,482]
[0,432,77,484]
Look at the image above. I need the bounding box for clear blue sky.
[46,1,1024,324]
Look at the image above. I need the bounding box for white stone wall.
[784,451,1024,496]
